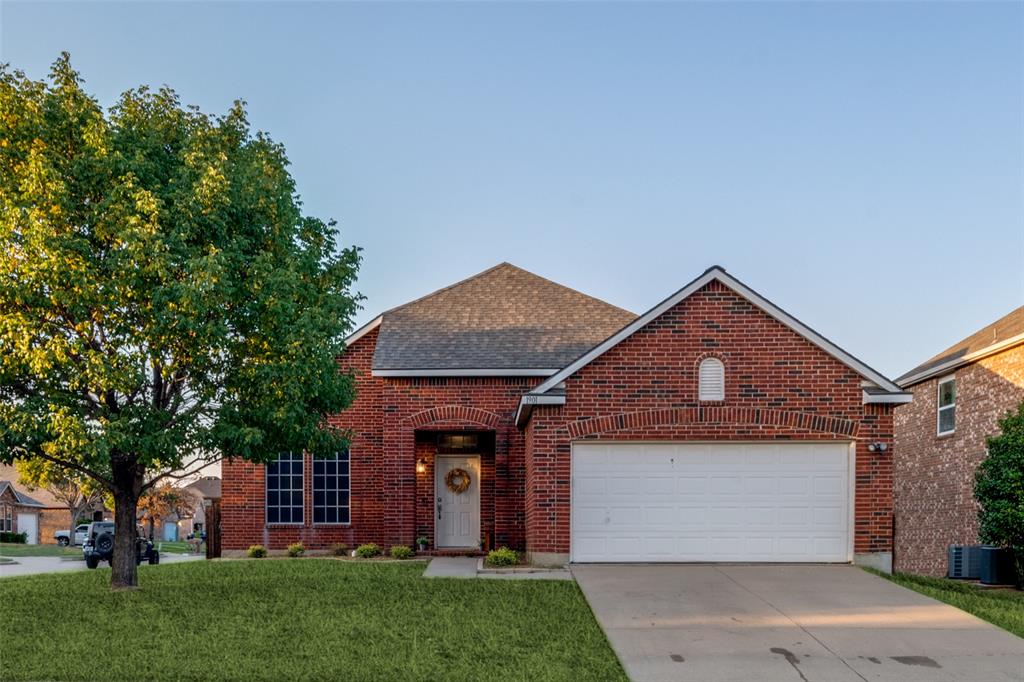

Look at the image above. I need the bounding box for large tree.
[0,54,361,588]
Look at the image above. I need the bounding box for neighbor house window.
[313,450,350,524]
[1,504,11,532]
[266,452,304,524]
[937,376,956,435]
[698,357,725,401]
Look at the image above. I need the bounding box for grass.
[154,540,200,554]
[0,559,625,681]
[866,568,1024,639]
[0,543,81,558]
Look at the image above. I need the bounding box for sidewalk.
[0,552,204,578]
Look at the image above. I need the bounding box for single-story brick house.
[222,263,909,569]
[894,305,1024,576]
[0,464,107,545]
[0,478,48,544]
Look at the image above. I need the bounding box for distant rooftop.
[898,305,1024,386]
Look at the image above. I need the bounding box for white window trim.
[698,357,726,402]
[936,375,956,436]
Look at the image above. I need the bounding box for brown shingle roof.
[371,263,636,371]
[0,465,63,507]
[897,305,1024,386]
[184,477,221,500]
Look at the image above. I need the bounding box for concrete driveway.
[573,564,1024,682]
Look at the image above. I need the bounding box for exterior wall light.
[867,442,888,453]
[416,459,426,474]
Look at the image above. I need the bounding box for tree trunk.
[68,505,81,546]
[110,459,144,589]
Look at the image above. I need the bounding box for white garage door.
[571,442,851,563]
[16,512,39,545]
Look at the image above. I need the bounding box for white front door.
[571,441,852,563]
[435,456,480,548]
[17,512,38,544]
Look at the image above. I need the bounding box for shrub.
[246,544,267,558]
[975,400,1024,585]
[0,531,27,544]
[355,543,381,558]
[486,546,519,567]
[287,542,305,558]
[328,542,349,557]
[416,536,429,547]
[390,545,414,560]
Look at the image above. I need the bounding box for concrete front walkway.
[422,556,571,580]
[573,564,1024,682]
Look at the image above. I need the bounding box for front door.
[435,456,480,548]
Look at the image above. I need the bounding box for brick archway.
[564,406,859,439]
[405,405,503,429]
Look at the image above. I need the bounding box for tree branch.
[22,449,114,490]
[141,455,223,493]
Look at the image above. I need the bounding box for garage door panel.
[572,442,850,563]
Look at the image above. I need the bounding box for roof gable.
[363,263,636,374]
[897,305,1024,387]
[529,266,904,397]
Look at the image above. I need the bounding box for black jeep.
[82,521,160,569]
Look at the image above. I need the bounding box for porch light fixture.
[867,442,888,453]
[416,459,426,474]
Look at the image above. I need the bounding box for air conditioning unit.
[947,545,983,579]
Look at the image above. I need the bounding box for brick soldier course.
[222,263,908,568]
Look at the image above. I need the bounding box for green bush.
[287,542,305,558]
[355,543,380,558]
[416,536,429,547]
[486,546,519,567]
[390,545,414,560]
[328,542,349,557]
[0,531,27,543]
[975,400,1024,585]
[246,544,267,558]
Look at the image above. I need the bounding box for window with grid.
[313,451,350,524]
[2,504,11,532]
[266,452,304,524]
[937,376,956,435]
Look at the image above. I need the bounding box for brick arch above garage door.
[564,407,859,440]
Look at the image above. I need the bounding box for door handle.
[437,496,443,520]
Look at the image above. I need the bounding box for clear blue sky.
[3,1,1022,379]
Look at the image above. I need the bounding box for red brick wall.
[525,280,895,557]
[894,345,1024,576]
[222,326,534,551]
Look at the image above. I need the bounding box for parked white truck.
[53,524,89,546]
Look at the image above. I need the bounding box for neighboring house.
[894,305,1024,576]
[181,477,222,537]
[0,464,107,545]
[222,263,908,569]
[0,479,48,544]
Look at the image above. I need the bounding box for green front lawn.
[0,559,625,681]
[867,569,1024,639]
[0,543,80,558]
[154,540,199,554]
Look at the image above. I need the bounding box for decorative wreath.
[445,468,471,494]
